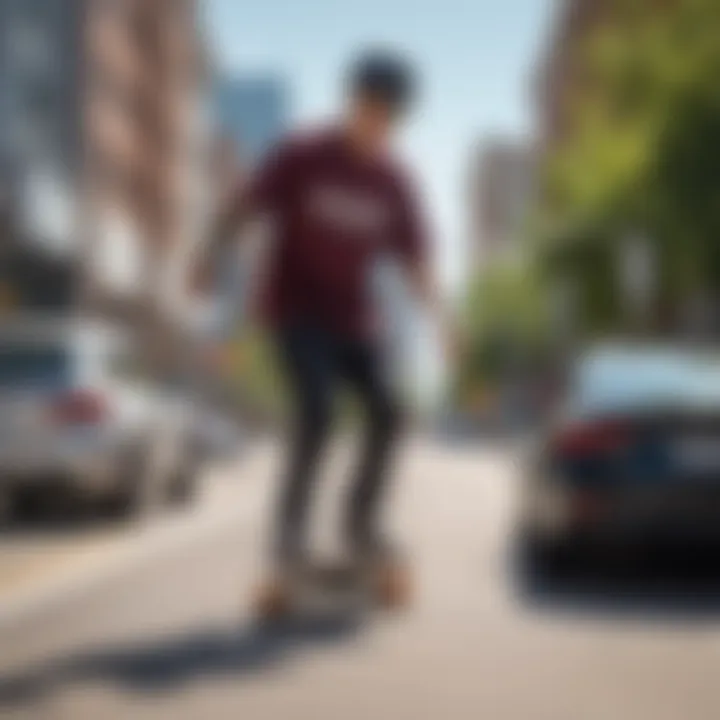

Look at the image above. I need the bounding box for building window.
[94,209,144,295]
[7,21,54,75]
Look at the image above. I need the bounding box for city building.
[0,0,84,253]
[215,75,289,165]
[536,0,675,149]
[208,76,289,336]
[470,139,536,269]
[535,0,611,149]
[0,0,214,353]
[84,0,212,322]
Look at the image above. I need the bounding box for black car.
[521,345,720,570]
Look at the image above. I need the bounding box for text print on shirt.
[308,184,392,239]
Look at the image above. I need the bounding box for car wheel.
[516,527,575,587]
[0,486,15,529]
[106,445,154,519]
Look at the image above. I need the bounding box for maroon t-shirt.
[245,128,428,338]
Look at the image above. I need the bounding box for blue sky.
[206,0,553,287]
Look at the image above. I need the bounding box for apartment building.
[0,0,213,338]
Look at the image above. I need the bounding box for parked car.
[520,344,720,572]
[190,406,244,464]
[0,318,200,521]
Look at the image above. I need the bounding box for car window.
[574,350,720,412]
[0,342,71,389]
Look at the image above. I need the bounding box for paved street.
[2,437,720,719]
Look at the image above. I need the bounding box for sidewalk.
[0,526,125,595]
[0,453,261,629]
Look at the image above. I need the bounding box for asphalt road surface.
[2,437,720,719]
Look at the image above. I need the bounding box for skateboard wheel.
[254,580,292,621]
[374,564,412,610]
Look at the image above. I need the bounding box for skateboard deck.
[254,559,411,622]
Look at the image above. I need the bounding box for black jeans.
[275,324,402,563]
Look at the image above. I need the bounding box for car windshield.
[0,342,71,390]
[574,348,720,414]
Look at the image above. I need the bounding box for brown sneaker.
[372,558,412,611]
[253,575,293,621]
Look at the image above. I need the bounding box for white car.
[0,318,200,520]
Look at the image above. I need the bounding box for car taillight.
[552,419,631,457]
[51,390,107,425]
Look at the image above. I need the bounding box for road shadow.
[511,539,720,624]
[0,610,364,707]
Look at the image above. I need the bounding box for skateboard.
[254,558,412,622]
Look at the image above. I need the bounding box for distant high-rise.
[0,0,84,250]
[470,139,535,268]
[0,0,82,165]
[215,76,289,165]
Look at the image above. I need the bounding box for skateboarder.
[207,50,457,612]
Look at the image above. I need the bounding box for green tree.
[538,0,720,332]
[456,260,551,405]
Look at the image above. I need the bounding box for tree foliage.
[456,260,551,401]
[539,0,720,327]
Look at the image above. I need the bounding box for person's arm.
[203,138,298,273]
[405,258,462,363]
[392,176,462,363]
[406,257,455,328]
